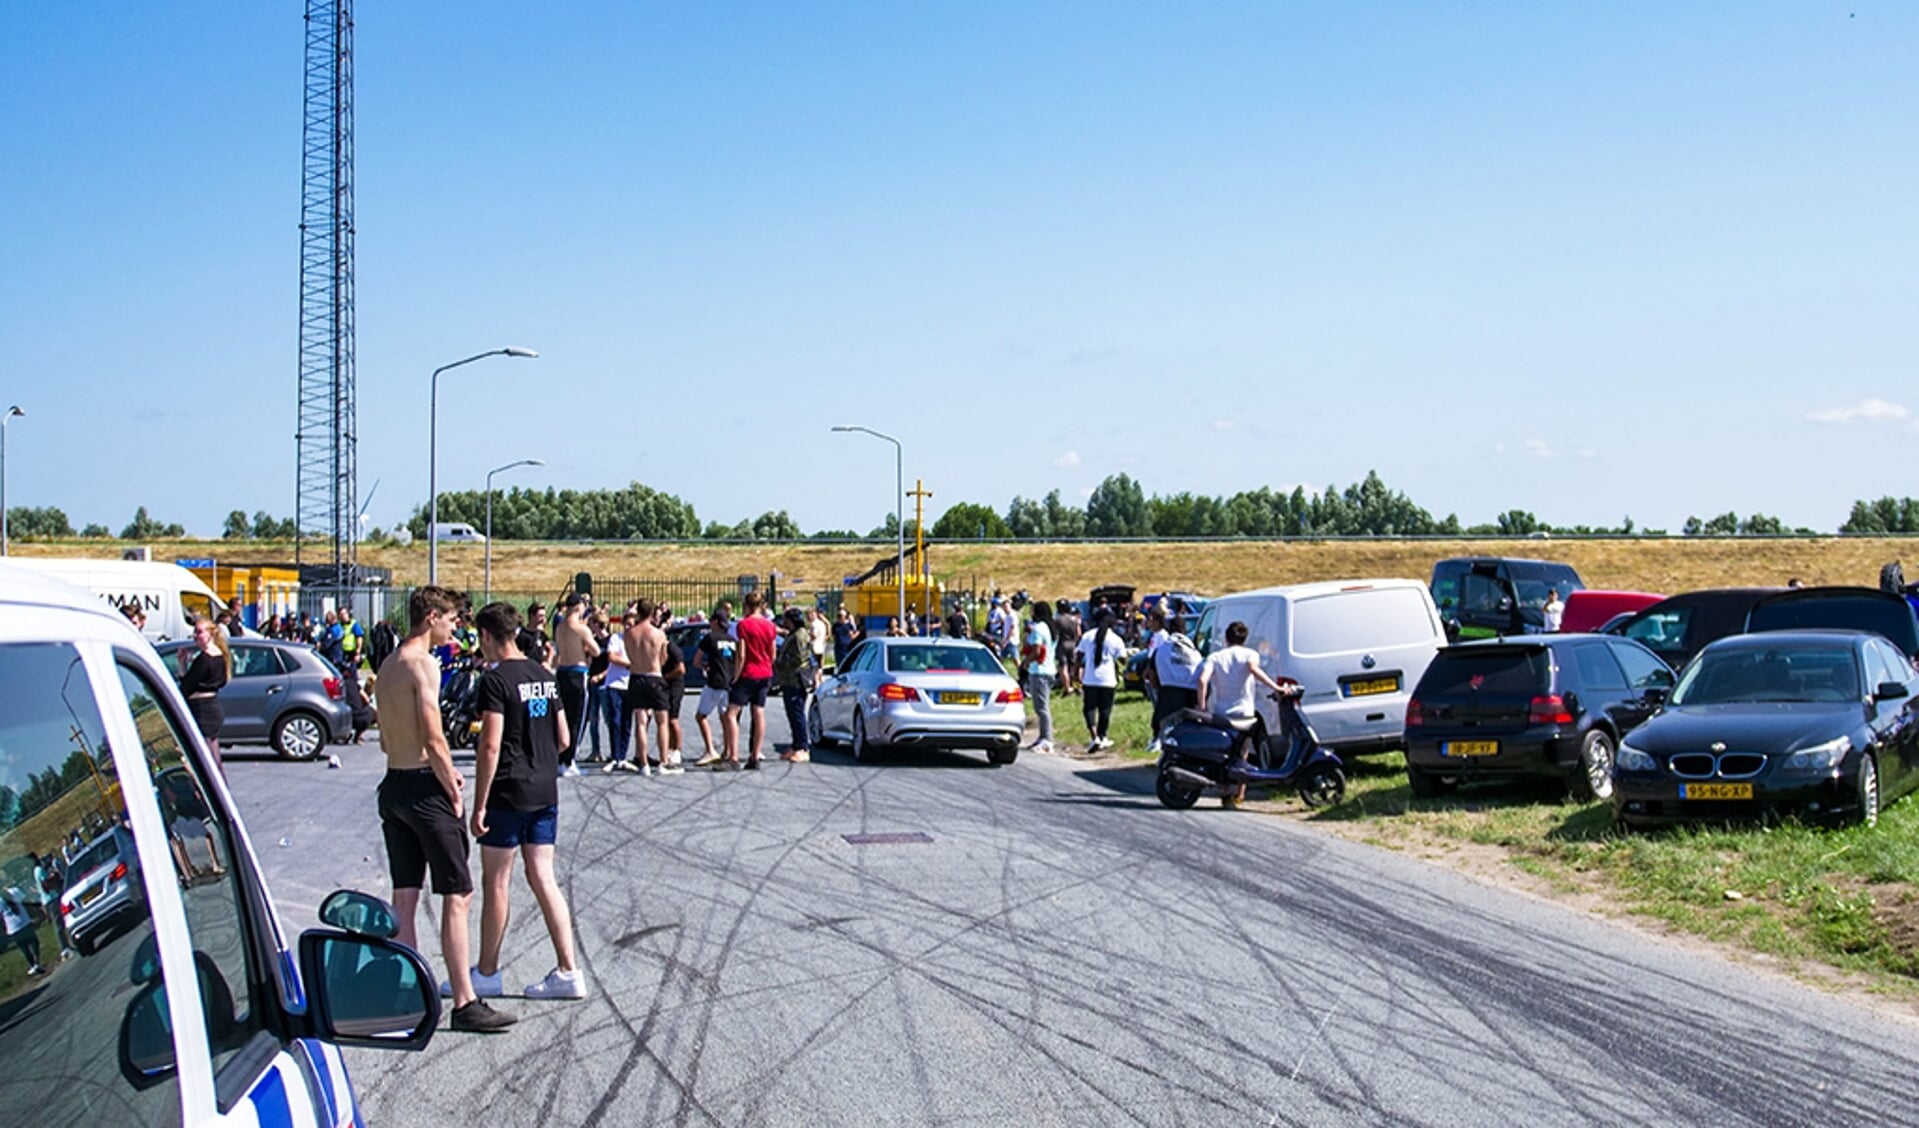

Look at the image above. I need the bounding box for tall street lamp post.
[429,347,537,585]
[831,424,904,626]
[1,406,23,557]
[483,457,544,603]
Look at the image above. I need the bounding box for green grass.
[0,921,59,998]
[1314,752,1919,985]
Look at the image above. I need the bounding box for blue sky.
[2,3,1914,538]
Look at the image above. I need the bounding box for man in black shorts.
[375,585,515,1033]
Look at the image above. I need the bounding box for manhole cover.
[841,832,934,846]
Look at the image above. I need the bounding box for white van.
[429,522,487,544]
[8,558,222,642]
[0,562,438,1125]
[1195,579,1445,755]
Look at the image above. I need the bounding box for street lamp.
[1,405,23,557]
[831,424,904,626]
[429,347,538,585]
[483,458,544,602]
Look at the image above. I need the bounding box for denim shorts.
[478,804,558,849]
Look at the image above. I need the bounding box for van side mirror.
[297,929,440,1049]
[319,889,401,940]
[1875,681,1909,702]
[118,950,242,1090]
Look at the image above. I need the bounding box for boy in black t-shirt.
[693,615,740,768]
[469,602,587,1001]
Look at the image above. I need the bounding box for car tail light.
[110,863,128,882]
[60,900,72,916]
[995,688,1024,704]
[1529,695,1574,725]
[1405,698,1423,727]
[879,683,920,702]
[323,676,344,701]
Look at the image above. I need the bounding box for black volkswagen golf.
[1612,630,1919,829]
[1404,634,1676,801]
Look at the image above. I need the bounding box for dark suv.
[1404,634,1675,801]
[1430,557,1585,640]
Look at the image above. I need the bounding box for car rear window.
[70,835,120,876]
[1290,587,1436,657]
[886,645,1005,675]
[1420,647,1549,697]
[1747,595,1919,656]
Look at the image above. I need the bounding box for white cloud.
[1576,448,1597,459]
[1806,398,1910,425]
[1524,439,1555,459]
[1494,442,1507,455]
[1211,419,1237,432]
[1052,451,1081,468]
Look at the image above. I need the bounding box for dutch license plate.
[1443,740,1499,757]
[940,692,982,706]
[1680,782,1754,800]
[1344,676,1399,697]
[80,886,102,906]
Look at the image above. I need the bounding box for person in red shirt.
[727,592,779,769]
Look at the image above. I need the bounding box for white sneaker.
[560,764,582,778]
[662,753,685,774]
[640,762,654,777]
[1035,740,1054,754]
[440,965,505,999]
[1146,739,1161,754]
[524,967,587,1000]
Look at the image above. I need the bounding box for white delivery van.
[7,558,222,642]
[429,522,486,544]
[1195,579,1445,755]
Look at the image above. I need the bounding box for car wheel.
[1854,753,1881,828]
[1407,766,1455,798]
[987,743,1018,766]
[852,711,879,764]
[74,933,93,957]
[806,702,834,749]
[273,711,327,761]
[1569,730,1616,803]
[1155,764,1203,810]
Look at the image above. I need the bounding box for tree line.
[8,481,1918,544]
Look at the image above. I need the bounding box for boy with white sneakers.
[457,601,588,1002]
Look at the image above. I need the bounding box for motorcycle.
[1154,682,1347,810]
[440,655,485,751]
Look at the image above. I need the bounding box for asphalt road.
[227,718,1919,1128]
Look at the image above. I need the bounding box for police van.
[0,562,438,1126]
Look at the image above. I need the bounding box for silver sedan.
[806,637,1024,765]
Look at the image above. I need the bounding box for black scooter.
[1154,683,1347,810]
[440,656,484,751]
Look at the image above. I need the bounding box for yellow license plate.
[1443,740,1499,757]
[80,887,102,906]
[939,692,982,706]
[468,721,483,734]
[1345,677,1399,697]
[1680,782,1754,800]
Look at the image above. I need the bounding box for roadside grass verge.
[1312,752,1919,986]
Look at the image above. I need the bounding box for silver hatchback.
[156,637,354,759]
[807,637,1024,765]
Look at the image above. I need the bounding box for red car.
[1559,590,1663,634]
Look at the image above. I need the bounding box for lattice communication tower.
[294,0,356,584]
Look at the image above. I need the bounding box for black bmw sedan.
[1613,630,1919,829]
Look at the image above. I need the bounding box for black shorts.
[665,677,685,715]
[728,677,770,708]
[627,675,670,712]
[377,768,472,896]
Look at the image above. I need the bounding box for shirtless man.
[551,594,600,774]
[614,598,670,776]
[374,585,514,1033]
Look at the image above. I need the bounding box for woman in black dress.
[177,616,232,770]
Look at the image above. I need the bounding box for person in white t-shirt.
[1144,610,1204,750]
[1542,588,1565,633]
[1075,610,1123,752]
[602,607,634,763]
[1197,620,1285,808]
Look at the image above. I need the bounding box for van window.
[182,591,215,624]
[1429,561,1467,617]
[0,643,183,1126]
[1291,588,1436,657]
[1194,605,1220,657]
[114,664,269,1105]
[1620,608,1688,652]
